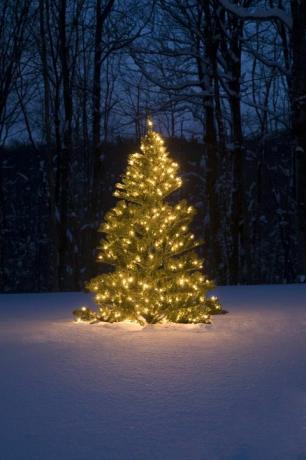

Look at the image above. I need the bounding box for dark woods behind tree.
[0,0,304,292]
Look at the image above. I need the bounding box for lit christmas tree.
[83,120,222,324]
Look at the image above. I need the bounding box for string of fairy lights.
[73,119,222,324]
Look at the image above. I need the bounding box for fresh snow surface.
[1,285,306,460]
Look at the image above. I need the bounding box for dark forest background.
[1,0,305,292]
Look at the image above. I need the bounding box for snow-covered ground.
[1,285,306,460]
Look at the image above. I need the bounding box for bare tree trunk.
[57,0,74,289]
[92,1,103,169]
[39,0,52,148]
[92,0,115,177]
[227,16,244,284]
[86,0,115,279]
[201,1,223,281]
[291,0,306,277]
[0,152,5,290]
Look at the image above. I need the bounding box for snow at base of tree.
[1,285,306,460]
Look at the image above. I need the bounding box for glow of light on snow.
[1,285,306,460]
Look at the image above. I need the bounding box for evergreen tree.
[87,121,222,324]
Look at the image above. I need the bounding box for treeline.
[0,0,305,291]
